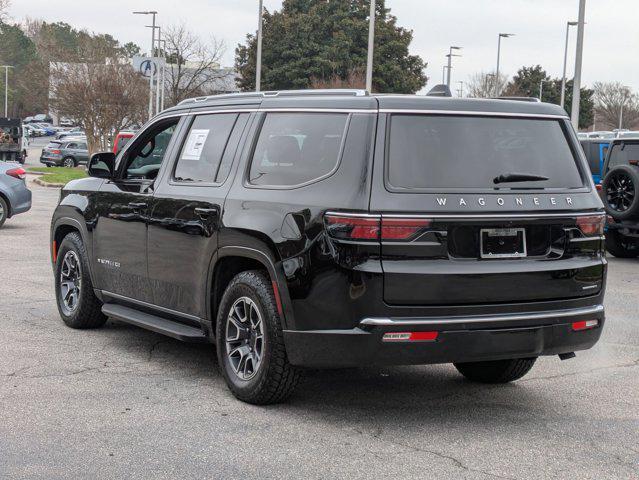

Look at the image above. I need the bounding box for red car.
[113,131,135,154]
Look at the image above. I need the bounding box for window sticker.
[182,129,210,160]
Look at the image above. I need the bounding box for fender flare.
[207,245,295,331]
[51,216,98,287]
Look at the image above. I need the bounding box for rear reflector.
[381,218,431,240]
[595,183,602,192]
[5,167,26,180]
[382,331,439,342]
[576,215,605,236]
[572,320,599,331]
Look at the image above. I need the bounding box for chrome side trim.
[101,290,201,323]
[359,304,604,327]
[379,109,568,119]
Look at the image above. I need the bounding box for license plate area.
[480,228,527,259]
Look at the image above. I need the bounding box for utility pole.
[160,39,167,111]
[366,0,376,92]
[495,33,514,96]
[560,21,578,108]
[133,10,158,119]
[457,81,464,98]
[156,27,162,114]
[446,46,462,88]
[256,0,263,92]
[571,0,586,130]
[0,66,13,117]
[619,103,624,130]
[442,66,447,84]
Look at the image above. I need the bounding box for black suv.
[50,90,606,404]
[601,138,639,257]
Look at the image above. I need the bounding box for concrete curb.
[32,177,63,188]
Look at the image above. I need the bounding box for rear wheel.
[603,165,639,220]
[55,232,107,329]
[0,196,7,228]
[605,230,639,258]
[454,357,536,383]
[216,270,300,404]
[62,156,76,168]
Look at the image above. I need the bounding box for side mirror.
[88,152,115,179]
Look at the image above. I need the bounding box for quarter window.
[248,113,348,187]
[174,113,239,183]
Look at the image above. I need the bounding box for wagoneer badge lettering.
[436,196,574,208]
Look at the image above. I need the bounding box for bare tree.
[163,23,228,106]
[467,71,508,98]
[593,82,639,130]
[50,43,148,154]
[0,0,10,23]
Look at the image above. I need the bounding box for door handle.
[194,207,218,219]
[128,202,147,210]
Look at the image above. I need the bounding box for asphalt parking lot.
[0,181,638,479]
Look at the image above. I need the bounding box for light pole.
[366,0,376,92]
[155,27,162,114]
[160,39,167,111]
[256,0,264,92]
[442,66,448,84]
[539,79,551,101]
[133,10,158,119]
[0,65,13,117]
[445,46,462,88]
[560,21,578,108]
[495,33,514,96]
[457,80,464,98]
[571,0,586,130]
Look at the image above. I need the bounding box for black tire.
[55,232,107,329]
[216,270,300,404]
[605,230,639,258]
[454,357,537,383]
[62,156,76,168]
[0,196,7,229]
[603,165,639,220]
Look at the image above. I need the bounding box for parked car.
[56,128,85,140]
[40,139,88,167]
[601,138,639,257]
[617,131,639,139]
[59,118,76,128]
[0,163,31,228]
[32,123,56,136]
[112,130,135,154]
[50,89,606,404]
[580,138,610,186]
[24,124,46,137]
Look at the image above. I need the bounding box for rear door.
[146,111,252,318]
[371,112,605,307]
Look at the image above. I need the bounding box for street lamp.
[457,80,464,98]
[366,0,376,92]
[133,10,158,119]
[445,46,462,88]
[539,79,551,101]
[442,65,448,84]
[495,33,514,96]
[159,39,167,111]
[571,0,586,130]
[560,21,578,108]
[256,0,264,92]
[0,65,14,117]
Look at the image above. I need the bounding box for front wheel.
[216,270,300,404]
[454,358,536,383]
[0,196,7,228]
[55,232,107,329]
[605,230,639,258]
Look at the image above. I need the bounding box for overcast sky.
[9,0,638,93]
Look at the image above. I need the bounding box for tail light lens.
[572,320,599,331]
[576,215,605,236]
[595,183,602,192]
[51,149,61,155]
[6,167,26,180]
[325,214,432,241]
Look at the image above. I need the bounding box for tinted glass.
[174,113,238,183]
[249,113,347,186]
[126,122,177,180]
[45,141,61,149]
[215,113,250,183]
[605,142,639,173]
[388,115,584,190]
[78,143,87,150]
[66,143,77,149]
[580,141,600,174]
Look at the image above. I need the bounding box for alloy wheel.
[59,251,81,314]
[607,172,635,212]
[63,158,75,168]
[0,201,4,222]
[225,296,264,381]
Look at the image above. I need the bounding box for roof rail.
[178,89,369,105]
[493,96,541,103]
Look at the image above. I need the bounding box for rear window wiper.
[493,173,549,184]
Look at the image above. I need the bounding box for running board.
[102,303,208,343]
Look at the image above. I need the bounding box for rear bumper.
[284,305,604,368]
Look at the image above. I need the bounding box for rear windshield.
[45,141,61,149]
[387,114,584,190]
[606,142,639,172]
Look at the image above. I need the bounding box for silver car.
[0,163,31,228]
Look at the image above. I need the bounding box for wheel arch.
[0,190,12,218]
[51,217,98,287]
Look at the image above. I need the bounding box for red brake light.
[595,183,602,192]
[325,214,380,240]
[6,167,26,180]
[51,149,61,154]
[381,218,431,240]
[572,320,599,331]
[576,215,605,236]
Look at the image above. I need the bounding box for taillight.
[595,183,602,192]
[576,215,605,236]
[6,167,26,180]
[324,214,380,240]
[572,320,599,331]
[381,218,431,240]
[51,149,61,154]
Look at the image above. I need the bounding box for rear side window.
[606,142,639,173]
[174,113,238,183]
[580,141,600,174]
[46,142,61,149]
[387,115,584,190]
[248,113,348,187]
